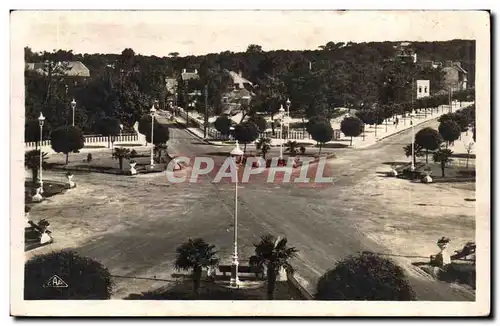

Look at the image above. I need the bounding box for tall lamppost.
[150,105,156,168]
[119,124,123,138]
[410,109,416,171]
[278,105,285,159]
[38,113,45,193]
[229,141,244,288]
[70,99,76,126]
[286,98,291,139]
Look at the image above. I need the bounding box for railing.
[25,133,139,149]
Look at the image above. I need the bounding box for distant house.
[441,61,468,91]
[394,42,417,63]
[25,61,91,78]
[221,70,255,115]
[181,68,199,82]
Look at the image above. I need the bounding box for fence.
[25,133,139,149]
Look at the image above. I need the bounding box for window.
[424,87,428,93]
[419,87,422,93]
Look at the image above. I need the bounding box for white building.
[416,80,430,98]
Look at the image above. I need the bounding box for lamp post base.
[229,255,239,288]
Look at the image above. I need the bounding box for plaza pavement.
[25,115,475,300]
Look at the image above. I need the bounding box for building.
[181,68,199,81]
[394,42,417,63]
[441,61,468,91]
[416,80,430,98]
[221,70,255,115]
[25,61,91,78]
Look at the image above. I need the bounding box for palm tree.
[255,137,271,159]
[174,238,220,296]
[433,148,453,177]
[25,150,47,184]
[249,234,299,300]
[285,140,299,156]
[112,147,131,171]
[403,143,423,166]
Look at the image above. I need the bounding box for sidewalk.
[174,102,474,149]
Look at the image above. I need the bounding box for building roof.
[26,61,90,77]
[228,70,254,87]
[442,63,467,74]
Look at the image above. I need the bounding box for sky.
[13,11,483,57]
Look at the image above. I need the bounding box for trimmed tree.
[94,116,121,148]
[452,112,470,135]
[256,137,271,159]
[433,148,454,177]
[112,147,131,171]
[24,250,113,299]
[249,234,298,300]
[146,122,169,144]
[24,149,48,184]
[309,120,334,155]
[415,127,443,163]
[340,116,364,146]
[438,120,461,148]
[248,115,268,133]
[174,238,220,297]
[306,116,329,135]
[315,252,415,301]
[233,121,259,153]
[50,125,85,164]
[214,115,233,137]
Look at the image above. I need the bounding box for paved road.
[31,116,474,301]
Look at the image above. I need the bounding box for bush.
[438,120,461,145]
[130,149,138,157]
[214,116,232,135]
[24,250,113,299]
[315,252,416,300]
[299,146,306,154]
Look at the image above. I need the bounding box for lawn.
[45,147,171,175]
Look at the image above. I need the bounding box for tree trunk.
[244,143,247,153]
[466,156,469,169]
[318,143,322,155]
[266,264,276,300]
[32,168,38,184]
[119,158,123,171]
[441,162,445,177]
[65,152,69,165]
[425,149,428,164]
[193,266,202,297]
[350,136,353,147]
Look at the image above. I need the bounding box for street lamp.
[150,105,156,168]
[410,109,416,171]
[229,140,244,288]
[70,99,76,126]
[38,113,45,193]
[285,98,291,139]
[119,124,123,138]
[278,105,285,159]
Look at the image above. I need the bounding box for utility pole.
[204,84,208,139]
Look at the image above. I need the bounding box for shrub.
[233,122,259,152]
[315,252,416,300]
[438,120,461,146]
[214,116,233,136]
[24,250,113,299]
[308,120,333,154]
[299,146,306,154]
[340,116,364,146]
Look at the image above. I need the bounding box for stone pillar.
[435,239,451,267]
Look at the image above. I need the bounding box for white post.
[279,120,283,159]
[150,112,155,167]
[411,112,415,171]
[230,164,239,287]
[39,122,44,192]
